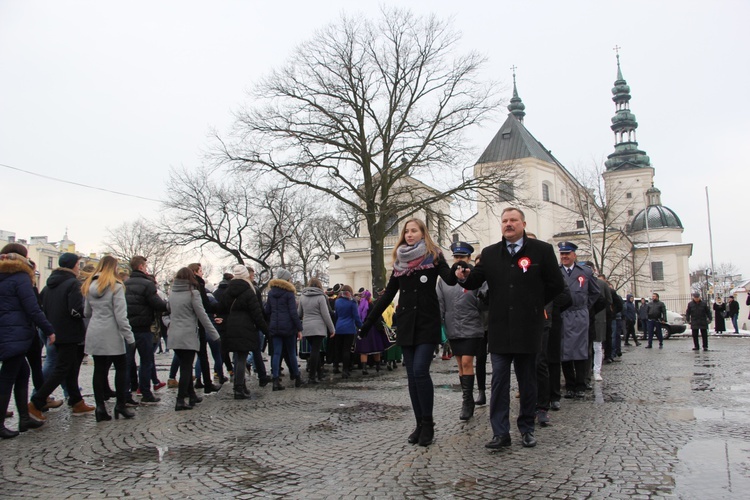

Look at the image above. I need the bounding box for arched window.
[498,181,514,202]
[542,182,551,202]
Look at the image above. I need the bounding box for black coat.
[220,279,268,352]
[364,253,457,347]
[459,234,565,354]
[40,268,85,344]
[686,299,712,329]
[125,270,167,332]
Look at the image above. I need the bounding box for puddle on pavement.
[691,372,714,391]
[436,384,462,392]
[674,439,750,498]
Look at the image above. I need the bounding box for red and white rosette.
[578,275,585,288]
[518,257,531,273]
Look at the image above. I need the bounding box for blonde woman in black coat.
[360,218,458,447]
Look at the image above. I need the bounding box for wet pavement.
[2,336,750,499]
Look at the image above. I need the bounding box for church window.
[628,209,634,216]
[651,261,664,281]
[498,181,514,202]
[385,214,399,237]
[47,257,53,269]
[626,192,632,199]
[542,182,551,202]
[576,220,585,229]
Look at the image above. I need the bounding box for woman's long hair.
[82,255,122,296]
[174,267,198,289]
[391,218,441,264]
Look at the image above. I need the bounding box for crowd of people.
[1,209,746,448]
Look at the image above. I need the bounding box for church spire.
[604,47,651,171]
[507,65,526,123]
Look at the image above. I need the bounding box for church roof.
[476,114,558,165]
[630,205,684,233]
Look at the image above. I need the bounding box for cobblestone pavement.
[2,336,750,499]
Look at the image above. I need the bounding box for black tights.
[93,354,127,407]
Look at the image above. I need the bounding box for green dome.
[629,205,683,233]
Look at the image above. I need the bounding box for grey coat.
[84,280,135,356]
[298,287,335,338]
[593,278,612,343]
[167,279,219,352]
[560,263,600,362]
[436,276,484,340]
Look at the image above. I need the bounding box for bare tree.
[103,218,179,281]
[215,8,518,289]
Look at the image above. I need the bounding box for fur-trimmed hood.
[0,255,35,283]
[268,278,296,293]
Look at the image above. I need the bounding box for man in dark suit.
[456,207,565,449]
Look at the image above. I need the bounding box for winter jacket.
[220,279,268,352]
[167,279,219,352]
[84,278,134,356]
[0,256,55,360]
[623,299,636,322]
[686,299,712,329]
[212,279,231,334]
[362,253,457,346]
[637,301,649,321]
[264,279,302,337]
[436,271,484,340]
[40,268,85,344]
[728,299,740,317]
[647,300,667,321]
[335,295,361,335]
[298,287,335,338]
[560,262,601,361]
[125,270,167,332]
[455,236,564,354]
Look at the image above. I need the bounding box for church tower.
[601,50,655,230]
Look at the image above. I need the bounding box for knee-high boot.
[459,375,475,421]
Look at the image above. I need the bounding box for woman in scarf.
[353,289,390,375]
[359,218,458,446]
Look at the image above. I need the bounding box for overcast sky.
[1,1,748,278]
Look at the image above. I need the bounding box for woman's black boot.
[407,417,423,444]
[418,417,435,447]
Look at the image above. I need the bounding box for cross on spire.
[613,45,621,55]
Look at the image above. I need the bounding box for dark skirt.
[354,325,391,355]
[448,337,483,357]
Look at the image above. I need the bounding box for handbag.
[382,321,397,344]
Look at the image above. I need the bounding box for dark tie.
[566,267,572,276]
[509,243,517,256]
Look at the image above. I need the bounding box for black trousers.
[536,328,550,410]
[93,354,127,406]
[25,332,44,391]
[624,319,638,343]
[174,349,197,401]
[197,329,212,386]
[692,328,708,349]
[307,336,325,378]
[338,335,355,372]
[31,343,84,409]
[475,331,488,391]
[548,362,562,403]
[562,359,587,392]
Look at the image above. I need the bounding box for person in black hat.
[437,241,483,421]
[454,208,565,449]
[558,242,601,397]
[32,252,96,418]
[685,292,712,351]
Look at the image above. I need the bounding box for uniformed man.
[558,242,600,399]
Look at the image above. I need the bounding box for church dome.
[629,205,683,233]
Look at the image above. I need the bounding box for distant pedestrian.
[646,293,667,348]
[623,294,640,346]
[333,285,361,379]
[265,267,304,391]
[713,298,726,333]
[685,292,712,351]
[637,298,649,338]
[727,296,740,333]
[298,277,335,384]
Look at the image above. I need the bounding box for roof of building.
[476,113,559,165]
[630,205,684,233]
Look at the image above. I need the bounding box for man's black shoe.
[522,432,537,448]
[139,394,160,404]
[550,401,561,411]
[125,398,140,407]
[485,434,511,449]
[574,391,585,399]
[645,345,653,348]
[564,390,575,399]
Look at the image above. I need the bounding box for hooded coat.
[84,278,135,356]
[0,256,55,360]
[40,268,85,344]
[264,279,302,337]
[298,286,335,338]
[220,278,268,352]
[167,279,219,352]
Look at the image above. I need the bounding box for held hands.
[48,333,56,345]
[357,327,368,340]
[455,261,471,281]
